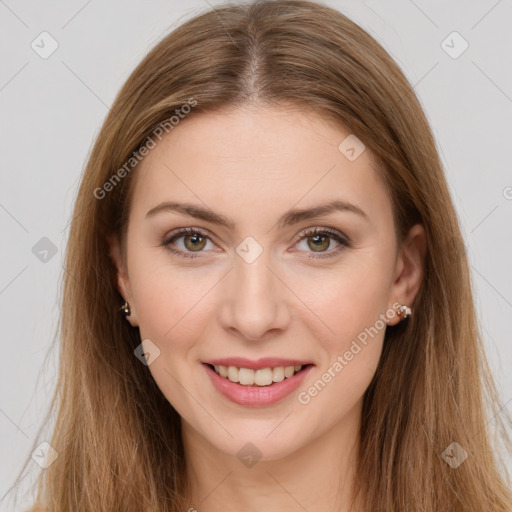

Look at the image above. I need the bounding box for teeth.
[284,366,295,378]
[212,364,305,386]
[227,366,239,382]
[255,368,273,386]
[272,367,284,383]
[238,368,255,385]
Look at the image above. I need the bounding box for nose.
[218,247,291,342]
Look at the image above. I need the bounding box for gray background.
[1,0,511,509]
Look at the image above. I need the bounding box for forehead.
[130,105,392,229]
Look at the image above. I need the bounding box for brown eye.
[183,233,207,251]
[307,234,331,252]
[162,228,214,259]
[294,227,350,259]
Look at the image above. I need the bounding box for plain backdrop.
[1,0,511,509]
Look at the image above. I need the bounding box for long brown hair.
[10,1,511,510]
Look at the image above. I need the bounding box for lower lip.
[203,363,314,407]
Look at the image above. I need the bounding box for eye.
[292,227,350,259]
[161,227,215,259]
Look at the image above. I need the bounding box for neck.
[182,401,364,512]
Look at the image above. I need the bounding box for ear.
[387,223,427,326]
[108,233,139,327]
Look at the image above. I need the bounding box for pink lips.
[203,361,314,407]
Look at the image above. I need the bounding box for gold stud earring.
[120,301,131,316]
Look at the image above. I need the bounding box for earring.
[398,304,412,321]
[120,301,131,316]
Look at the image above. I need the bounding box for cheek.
[294,264,389,420]
[128,245,224,343]
[128,259,217,412]
[290,253,393,347]
[297,335,383,432]
[307,292,387,395]
[289,253,392,415]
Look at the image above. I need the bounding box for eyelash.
[161,227,350,260]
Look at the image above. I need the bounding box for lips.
[202,358,315,407]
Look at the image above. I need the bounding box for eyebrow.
[145,199,370,229]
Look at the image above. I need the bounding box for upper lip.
[203,357,313,370]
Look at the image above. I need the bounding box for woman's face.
[111,105,424,461]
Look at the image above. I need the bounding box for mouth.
[202,361,315,407]
[206,363,311,386]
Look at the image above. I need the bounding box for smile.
[213,365,303,386]
[210,364,304,386]
[203,362,314,407]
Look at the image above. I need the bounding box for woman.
[15,0,512,510]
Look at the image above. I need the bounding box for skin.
[109,104,426,512]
